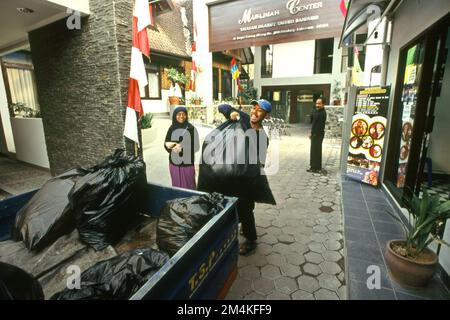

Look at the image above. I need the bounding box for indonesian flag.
[340,0,349,18]
[124,0,153,146]
[189,23,197,92]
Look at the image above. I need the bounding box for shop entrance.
[261,84,330,124]
[384,14,450,207]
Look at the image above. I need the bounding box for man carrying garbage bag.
[198,99,276,256]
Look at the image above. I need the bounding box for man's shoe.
[239,241,257,256]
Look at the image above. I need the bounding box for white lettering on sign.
[238,8,281,25]
[286,0,323,15]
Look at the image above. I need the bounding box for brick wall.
[29,0,136,175]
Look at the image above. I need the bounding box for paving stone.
[297,275,320,293]
[281,226,298,235]
[304,252,324,264]
[240,265,261,280]
[318,274,341,291]
[277,234,295,244]
[244,292,267,300]
[285,252,306,266]
[327,231,343,241]
[280,263,303,278]
[266,291,290,300]
[275,277,299,295]
[324,239,341,251]
[313,225,328,234]
[322,250,342,262]
[291,290,315,300]
[294,233,311,244]
[256,227,268,237]
[338,272,345,283]
[261,265,281,280]
[319,261,342,275]
[272,243,292,255]
[289,243,309,255]
[260,234,278,245]
[256,243,273,256]
[252,278,275,295]
[337,286,347,300]
[303,263,322,276]
[308,242,326,253]
[241,253,269,268]
[266,253,287,267]
[256,219,272,229]
[229,277,253,297]
[328,224,342,232]
[265,208,280,216]
[316,218,331,226]
[321,202,334,207]
[314,288,339,300]
[310,233,328,243]
[270,220,286,228]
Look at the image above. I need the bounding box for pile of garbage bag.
[157,193,224,256]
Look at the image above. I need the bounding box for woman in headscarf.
[164,106,199,190]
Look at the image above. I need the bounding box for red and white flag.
[189,23,197,92]
[124,0,153,146]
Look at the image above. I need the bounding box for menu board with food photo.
[346,86,391,186]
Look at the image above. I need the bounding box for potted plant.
[140,112,153,129]
[167,67,187,105]
[189,95,203,106]
[385,188,450,288]
[332,80,344,106]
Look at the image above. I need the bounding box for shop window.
[1,52,39,115]
[221,69,232,99]
[213,67,219,100]
[341,34,367,73]
[314,38,334,74]
[261,45,273,78]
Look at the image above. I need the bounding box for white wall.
[193,0,213,106]
[142,89,171,114]
[45,0,90,15]
[0,69,15,153]
[10,118,49,168]
[254,37,346,97]
[272,41,315,78]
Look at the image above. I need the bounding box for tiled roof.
[148,0,192,59]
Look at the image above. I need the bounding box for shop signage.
[346,86,391,187]
[208,0,344,52]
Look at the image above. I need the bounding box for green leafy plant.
[140,112,153,129]
[167,67,187,86]
[11,102,41,118]
[189,95,203,105]
[332,80,344,103]
[387,188,450,259]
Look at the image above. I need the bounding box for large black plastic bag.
[12,168,86,251]
[50,248,169,300]
[198,121,276,204]
[0,262,44,300]
[71,149,147,251]
[157,193,224,256]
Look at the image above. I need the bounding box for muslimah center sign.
[208,0,345,52]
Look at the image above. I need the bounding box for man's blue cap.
[251,99,272,113]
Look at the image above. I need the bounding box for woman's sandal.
[239,241,257,256]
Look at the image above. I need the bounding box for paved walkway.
[226,126,346,300]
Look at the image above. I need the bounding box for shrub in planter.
[385,188,450,287]
[140,113,153,129]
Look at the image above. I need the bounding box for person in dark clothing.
[164,106,199,190]
[308,97,327,174]
[215,99,275,256]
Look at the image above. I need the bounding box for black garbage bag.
[12,168,87,251]
[156,193,224,256]
[0,262,44,300]
[50,248,169,300]
[71,149,147,251]
[198,121,276,204]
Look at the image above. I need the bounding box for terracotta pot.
[169,96,180,106]
[194,100,201,105]
[384,240,438,288]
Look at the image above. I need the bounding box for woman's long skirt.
[169,164,196,190]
